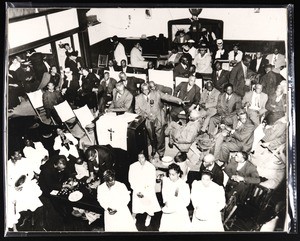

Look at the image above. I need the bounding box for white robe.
[23,142,49,174]
[130,47,148,69]
[191,180,225,231]
[128,161,161,215]
[53,133,79,159]
[159,177,191,231]
[97,181,137,232]
[114,42,127,66]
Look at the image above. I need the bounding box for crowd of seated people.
[6,34,288,232]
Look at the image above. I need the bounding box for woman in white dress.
[97,170,137,232]
[128,153,161,227]
[159,163,191,232]
[193,44,212,75]
[191,170,226,231]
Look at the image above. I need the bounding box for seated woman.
[191,170,226,231]
[97,170,137,231]
[174,152,190,182]
[159,163,191,231]
[193,44,213,78]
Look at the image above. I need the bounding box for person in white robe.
[191,170,226,231]
[97,170,137,232]
[128,153,161,226]
[112,35,127,66]
[6,150,43,229]
[53,127,79,160]
[23,138,49,174]
[130,42,148,69]
[159,163,191,232]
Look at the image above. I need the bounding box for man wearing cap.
[171,75,201,122]
[265,47,286,74]
[165,109,205,153]
[198,81,221,134]
[111,35,127,66]
[228,43,243,68]
[135,82,183,158]
[193,44,213,75]
[213,39,229,61]
[211,61,230,92]
[108,79,133,113]
[98,71,117,114]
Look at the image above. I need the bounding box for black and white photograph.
[4,5,296,235]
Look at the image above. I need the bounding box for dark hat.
[199,43,208,49]
[69,50,78,57]
[116,79,124,85]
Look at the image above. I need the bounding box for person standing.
[97,170,137,231]
[128,153,161,229]
[111,35,127,66]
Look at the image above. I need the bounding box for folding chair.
[73,105,96,143]
[27,89,55,124]
[53,100,76,133]
[148,69,174,90]
[98,54,108,68]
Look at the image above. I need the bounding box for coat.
[260,71,282,97]
[199,163,224,186]
[98,77,117,96]
[216,92,242,116]
[229,62,256,97]
[173,82,201,107]
[128,161,161,215]
[224,159,260,184]
[130,47,147,69]
[200,88,220,109]
[124,76,145,96]
[249,57,268,75]
[108,88,133,113]
[173,63,189,78]
[211,69,230,92]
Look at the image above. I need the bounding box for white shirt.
[187,84,193,92]
[216,69,223,79]
[275,94,283,102]
[250,92,261,110]
[225,93,232,101]
[256,58,262,72]
[188,47,197,59]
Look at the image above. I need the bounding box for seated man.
[242,83,268,126]
[116,59,134,73]
[213,109,256,165]
[224,151,260,202]
[173,55,189,78]
[187,153,224,188]
[171,75,201,122]
[130,42,148,69]
[208,83,242,135]
[98,71,117,114]
[135,83,183,158]
[108,80,133,113]
[211,61,230,93]
[119,71,145,96]
[198,81,220,134]
[165,109,205,153]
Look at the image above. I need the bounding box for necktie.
[273,55,277,65]
[226,95,230,103]
[256,95,260,108]
[146,96,149,102]
[116,93,121,100]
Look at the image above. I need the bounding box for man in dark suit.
[214,110,256,165]
[98,71,117,113]
[260,64,282,97]
[249,51,268,76]
[173,55,189,78]
[187,153,224,187]
[105,59,119,72]
[115,59,134,73]
[211,61,230,92]
[229,55,257,97]
[61,67,80,104]
[108,80,133,113]
[119,72,145,96]
[170,75,201,122]
[208,83,242,135]
[224,151,260,202]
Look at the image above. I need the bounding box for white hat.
[216,39,223,45]
[188,39,195,43]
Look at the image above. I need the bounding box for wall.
[87,8,287,45]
